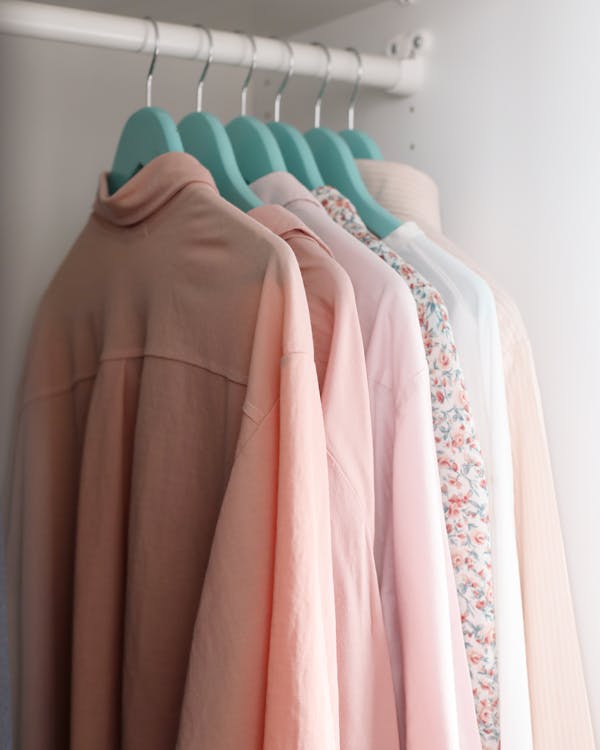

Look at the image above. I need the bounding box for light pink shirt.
[5,154,339,750]
[251,172,480,750]
[249,204,400,750]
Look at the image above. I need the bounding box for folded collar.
[94,152,218,227]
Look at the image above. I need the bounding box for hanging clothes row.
[2,14,595,750]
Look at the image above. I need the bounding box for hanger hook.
[345,47,363,130]
[272,38,295,123]
[236,31,257,116]
[311,42,331,128]
[143,16,160,107]
[194,24,214,112]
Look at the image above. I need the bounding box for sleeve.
[176,352,339,750]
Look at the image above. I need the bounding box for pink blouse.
[249,204,400,750]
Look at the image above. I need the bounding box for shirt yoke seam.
[19,351,253,411]
[20,350,313,426]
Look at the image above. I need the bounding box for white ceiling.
[34,0,386,35]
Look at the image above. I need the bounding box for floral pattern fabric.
[314,186,500,749]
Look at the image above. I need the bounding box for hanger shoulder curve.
[305,126,400,237]
[109,106,183,194]
[226,115,287,183]
[339,129,383,160]
[267,121,324,191]
[179,111,261,212]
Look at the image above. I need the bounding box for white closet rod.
[0,1,424,96]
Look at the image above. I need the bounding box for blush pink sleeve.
[176,255,339,750]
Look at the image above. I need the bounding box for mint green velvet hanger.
[307,129,400,236]
[306,43,400,238]
[178,25,261,211]
[268,122,324,189]
[338,48,383,160]
[265,39,325,190]
[225,32,287,183]
[109,18,183,195]
[339,130,383,160]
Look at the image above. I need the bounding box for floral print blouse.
[314,185,500,749]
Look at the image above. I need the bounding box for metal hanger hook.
[236,31,257,116]
[143,16,160,107]
[194,24,214,112]
[346,47,363,130]
[272,38,295,123]
[311,42,331,128]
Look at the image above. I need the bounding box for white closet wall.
[257,0,600,739]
